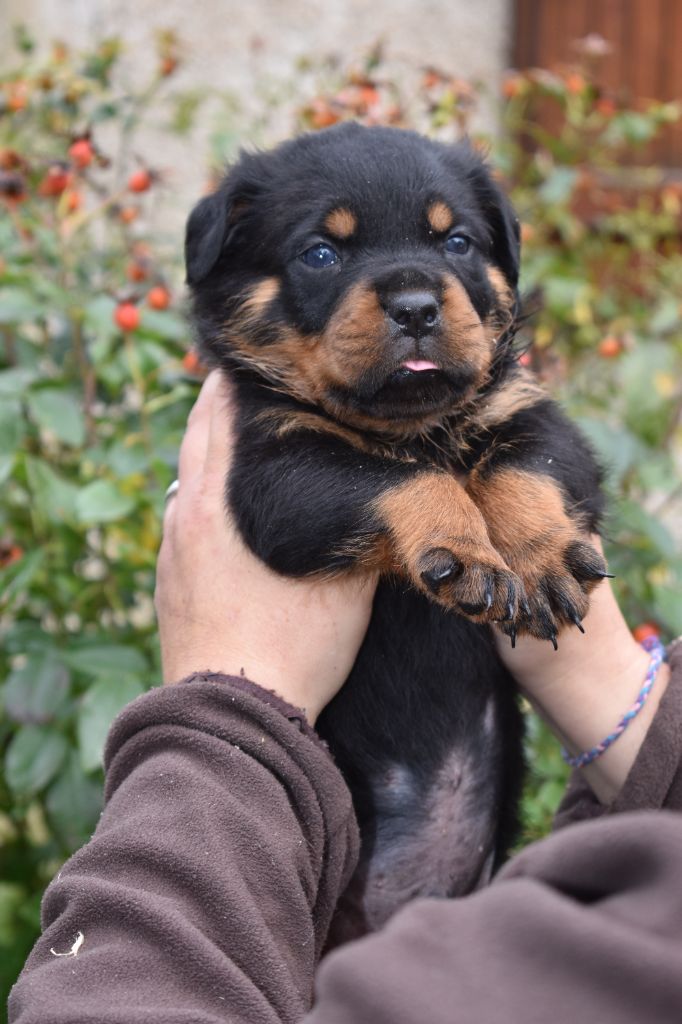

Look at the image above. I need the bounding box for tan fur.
[441,278,493,384]
[427,201,453,233]
[466,467,593,615]
[472,371,546,431]
[375,473,494,570]
[485,265,514,310]
[222,272,509,440]
[324,207,358,239]
[255,407,375,451]
[239,277,281,324]
[371,473,520,620]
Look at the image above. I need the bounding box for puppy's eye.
[300,243,340,268]
[445,234,471,255]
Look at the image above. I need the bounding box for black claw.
[509,626,517,649]
[549,634,558,651]
[601,573,615,579]
[570,612,585,634]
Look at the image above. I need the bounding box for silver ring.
[165,479,180,502]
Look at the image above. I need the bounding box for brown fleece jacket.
[9,642,682,1024]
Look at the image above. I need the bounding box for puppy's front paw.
[511,538,609,646]
[418,545,524,623]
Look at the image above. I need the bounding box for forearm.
[305,810,682,1024]
[496,566,672,805]
[9,675,359,1024]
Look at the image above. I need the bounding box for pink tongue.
[402,360,439,372]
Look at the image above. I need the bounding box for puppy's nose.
[386,291,440,338]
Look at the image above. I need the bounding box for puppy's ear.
[467,164,521,289]
[185,190,229,286]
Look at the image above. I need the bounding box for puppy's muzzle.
[386,290,440,339]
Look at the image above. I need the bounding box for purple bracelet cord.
[562,635,666,770]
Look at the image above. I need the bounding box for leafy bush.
[0,29,195,1001]
[1,30,680,1006]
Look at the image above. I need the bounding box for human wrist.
[161,643,325,725]
[524,637,669,805]
[496,577,671,803]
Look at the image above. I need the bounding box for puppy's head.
[186,123,520,433]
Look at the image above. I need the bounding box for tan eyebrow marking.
[324,207,358,239]
[427,201,454,233]
[239,277,280,323]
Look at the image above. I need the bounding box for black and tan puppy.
[185,123,606,942]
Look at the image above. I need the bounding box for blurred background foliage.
[1,26,681,1007]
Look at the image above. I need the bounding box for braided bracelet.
[561,635,666,769]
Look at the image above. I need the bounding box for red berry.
[126,261,149,283]
[598,335,622,358]
[119,205,138,224]
[63,189,82,213]
[39,163,72,197]
[565,72,586,95]
[147,286,170,310]
[159,55,178,76]
[69,139,94,169]
[128,169,152,193]
[182,349,205,375]
[114,302,140,332]
[7,82,28,112]
[0,542,23,568]
[633,622,661,644]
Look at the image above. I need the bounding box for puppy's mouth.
[400,359,440,373]
[344,359,477,424]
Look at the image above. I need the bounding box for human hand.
[494,541,670,804]
[155,371,377,724]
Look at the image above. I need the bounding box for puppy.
[185,123,606,943]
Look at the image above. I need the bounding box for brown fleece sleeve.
[306,810,682,1024]
[8,674,359,1024]
[555,638,682,828]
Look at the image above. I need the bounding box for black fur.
[184,123,605,943]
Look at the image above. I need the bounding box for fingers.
[163,370,231,535]
[177,370,224,486]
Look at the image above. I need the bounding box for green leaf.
[614,499,678,560]
[83,294,117,337]
[0,549,47,610]
[24,456,78,525]
[63,644,148,677]
[45,752,103,849]
[75,480,136,524]
[100,440,149,477]
[0,288,39,325]
[538,167,578,205]
[0,884,26,946]
[652,586,682,635]
[26,389,86,447]
[575,417,641,486]
[3,655,71,725]
[650,296,681,335]
[77,676,146,770]
[0,454,13,485]
[0,367,38,397]
[0,399,25,455]
[140,308,187,342]
[5,726,68,797]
